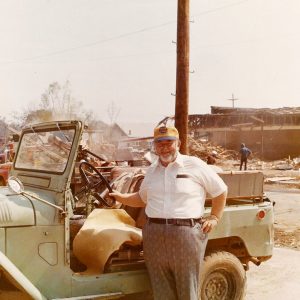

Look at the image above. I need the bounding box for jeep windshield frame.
[14,125,76,174]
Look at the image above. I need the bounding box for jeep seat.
[72,209,143,275]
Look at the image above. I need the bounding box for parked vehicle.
[0,120,274,299]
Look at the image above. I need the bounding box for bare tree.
[12,81,95,126]
[107,101,120,126]
[40,81,80,119]
[106,101,121,142]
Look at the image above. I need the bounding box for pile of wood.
[188,137,238,161]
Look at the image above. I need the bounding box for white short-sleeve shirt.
[139,153,227,219]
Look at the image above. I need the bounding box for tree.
[39,81,92,122]
[106,101,121,142]
[12,81,94,126]
[107,101,120,125]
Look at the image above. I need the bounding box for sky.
[1,0,300,126]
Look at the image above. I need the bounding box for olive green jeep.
[0,120,274,299]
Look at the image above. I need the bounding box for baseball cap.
[153,126,179,142]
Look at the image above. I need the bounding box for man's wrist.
[208,214,219,223]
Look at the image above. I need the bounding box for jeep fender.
[0,251,46,300]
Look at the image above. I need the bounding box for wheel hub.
[204,272,229,300]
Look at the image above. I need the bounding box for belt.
[147,217,203,227]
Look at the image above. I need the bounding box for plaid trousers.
[142,221,208,300]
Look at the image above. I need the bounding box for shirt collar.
[175,152,184,167]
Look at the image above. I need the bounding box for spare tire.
[200,251,246,300]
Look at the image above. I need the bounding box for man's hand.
[109,190,123,204]
[202,215,219,233]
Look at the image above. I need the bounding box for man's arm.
[202,191,227,233]
[210,191,227,220]
[109,190,146,207]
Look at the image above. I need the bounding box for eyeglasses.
[154,140,177,149]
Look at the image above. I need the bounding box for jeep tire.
[200,251,246,300]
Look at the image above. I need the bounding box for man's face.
[154,139,180,164]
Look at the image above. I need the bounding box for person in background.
[239,143,251,170]
[110,125,227,300]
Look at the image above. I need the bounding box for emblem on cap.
[159,127,168,134]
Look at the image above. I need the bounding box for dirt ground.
[246,247,300,300]
[252,163,300,251]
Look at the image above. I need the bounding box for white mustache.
[159,150,179,163]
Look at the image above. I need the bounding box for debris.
[274,164,293,170]
[188,137,238,161]
[265,177,295,183]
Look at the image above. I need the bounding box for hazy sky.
[1,0,300,124]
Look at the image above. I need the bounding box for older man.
[110,125,227,300]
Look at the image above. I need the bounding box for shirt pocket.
[175,177,199,194]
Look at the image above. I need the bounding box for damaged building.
[189,106,300,160]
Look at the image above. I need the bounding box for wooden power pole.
[175,0,190,154]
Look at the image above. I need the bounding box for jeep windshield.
[14,126,75,173]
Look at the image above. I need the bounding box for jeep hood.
[0,187,35,227]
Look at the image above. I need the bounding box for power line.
[0,1,250,66]
[0,21,175,66]
[193,0,250,17]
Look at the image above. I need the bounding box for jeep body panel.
[206,171,274,259]
[0,187,35,226]
[71,270,150,297]
[207,203,274,256]
[0,251,46,299]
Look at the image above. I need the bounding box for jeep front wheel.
[200,251,246,300]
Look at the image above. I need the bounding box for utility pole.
[175,0,189,154]
[228,93,238,108]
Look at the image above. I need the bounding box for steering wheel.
[79,161,115,207]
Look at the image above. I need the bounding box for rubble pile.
[188,137,238,161]
[188,138,300,181]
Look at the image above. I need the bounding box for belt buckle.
[167,219,176,225]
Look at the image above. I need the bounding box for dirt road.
[267,189,300,250]
[246,188,300,299]
[246,247,300,299]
